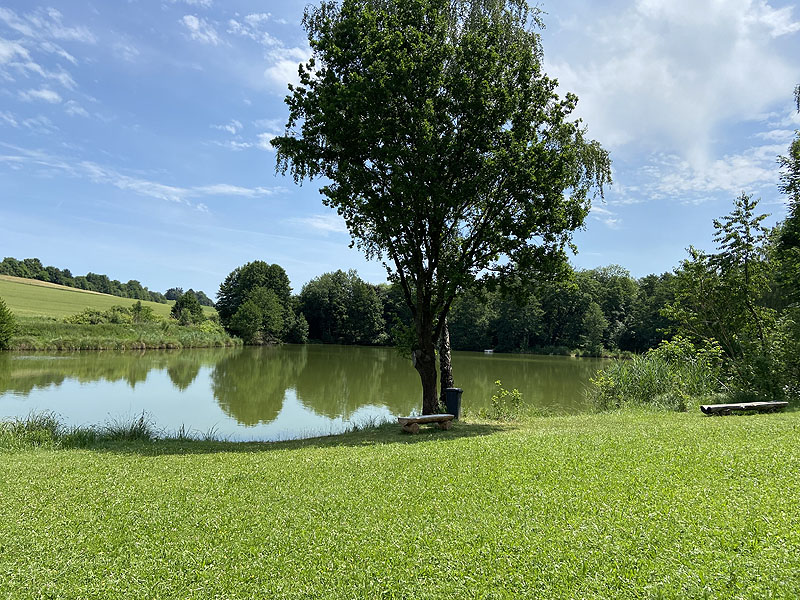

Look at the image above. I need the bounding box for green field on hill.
[0,275,215,319]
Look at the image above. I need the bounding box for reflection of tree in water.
[0,349,237,397]
[211,346,307,426]
[294,345,419,419]
[166,359,202,391]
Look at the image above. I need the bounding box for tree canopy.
[273,0,610,412]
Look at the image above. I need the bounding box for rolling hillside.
[0,275,216,319]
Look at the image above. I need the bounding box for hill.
[0,275,216,319]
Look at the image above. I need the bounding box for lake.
[0,345,607,441]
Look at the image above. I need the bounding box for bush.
[589,336,723,411]
[64,305,137,325]
[479,380,524,421]
[0,296,15,349]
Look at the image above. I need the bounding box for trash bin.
[445,387,463,420]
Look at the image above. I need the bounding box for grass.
[7,315,240,350]
[0,274,216,319]
[1,409,799,598]
[0,275,235,350]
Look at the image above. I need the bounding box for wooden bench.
[700,401,788,416]
[398,414,455,434]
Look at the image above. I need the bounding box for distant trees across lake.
[0,257,214,307]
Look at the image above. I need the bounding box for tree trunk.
[438,315,454,410]
[413,308,439,415]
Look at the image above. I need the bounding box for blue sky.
[1,0,798,297]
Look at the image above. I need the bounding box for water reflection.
[0,346,606,440]
[212,346,307,426]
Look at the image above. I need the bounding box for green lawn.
[1,410,798,598]
[0,275,216,319]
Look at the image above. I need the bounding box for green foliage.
[171,291,205,325]
[590,336,723,411]
[480,380,524,421]
[8,315,239,351]
[274,0,610,413]
[65,305,135,325]
[217,261,299,344]
[581,301,607,355]
[0,296,15,349]
[300,270,386,345]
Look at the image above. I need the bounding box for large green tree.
[273,0,610,413]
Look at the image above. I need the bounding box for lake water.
[0,345,607,441]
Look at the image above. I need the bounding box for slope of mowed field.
[0,275,215,319]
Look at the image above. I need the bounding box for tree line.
[0,257,213,306]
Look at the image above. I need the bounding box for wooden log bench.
[700,401,788,416]
[398,414,455,434]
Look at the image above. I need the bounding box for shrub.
[0,296,15,349]
[589,336,723,411]
[479,380,524,421]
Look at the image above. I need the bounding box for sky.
[0,0,798,297]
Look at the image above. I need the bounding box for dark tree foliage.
[165,287,184,301]
[274,0,610,412]
[216,261,300,344]
[170,291,205,325]
[300,270,386,345]
[0,296,15,350]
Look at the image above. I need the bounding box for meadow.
[0,275,216,319]
[0,275,232,350]
[1,409,798,598]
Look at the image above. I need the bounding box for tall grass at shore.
[588,336,724,411]
[8,316,240,351]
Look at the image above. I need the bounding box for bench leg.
[402,423,420,434]
[437,420,452,430]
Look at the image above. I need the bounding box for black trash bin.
[445,387,463,420]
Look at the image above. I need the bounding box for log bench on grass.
[398,414,455,434]
[700,401,788,416]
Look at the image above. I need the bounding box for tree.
[300,270,385,345]
[217,261,300,343]
[0,297,15,350]
[171,291,205,325]
[165,287,184,301]
[273,0,610,413]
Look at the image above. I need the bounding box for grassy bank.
[7,315,240,351]
[1,410,798,598]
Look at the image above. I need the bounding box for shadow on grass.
[81,420,513,457]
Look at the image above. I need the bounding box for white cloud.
[212,119,242,134]
[264,47,309,91]
[192,183,276,197]
[546,0,800,167]
[64,100,88,117]
[113,42,140,63]
[0,7,95,43]
[19,88,62,103]
[256,132,278,151]
[0,144,281,208]
[170,0,213,7]
[0,37,30,64]
[0,111,18,127]
[20,115,57,134]
[225,14,311,92]
[637,142,787,201]
[293,214,348,234]
[180,15,222,46]
[39,41,77,65]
